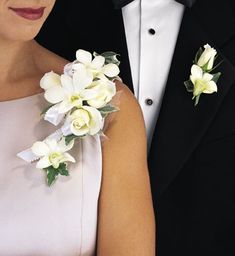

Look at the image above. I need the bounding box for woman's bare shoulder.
[105,80,145,138]
[114,80,143,122]
[115,80,138,106]
[103,79,147,161]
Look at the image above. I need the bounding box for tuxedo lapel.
[149,2,235,201]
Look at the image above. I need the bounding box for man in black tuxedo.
[37,0,235,255]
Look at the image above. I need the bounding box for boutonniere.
[17,49,120,186]
[184,44,222,106]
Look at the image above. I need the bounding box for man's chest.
[122,0,185,143]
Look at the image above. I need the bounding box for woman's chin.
[0,24,43,43]
[0,4,54,43]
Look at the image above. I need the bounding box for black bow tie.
[113,0,196,9]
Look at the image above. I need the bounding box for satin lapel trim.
[149,7,235,200]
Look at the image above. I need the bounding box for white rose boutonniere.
[184,44,222,106]
[17,49,120,186]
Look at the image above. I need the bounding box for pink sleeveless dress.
[0,94,102,255]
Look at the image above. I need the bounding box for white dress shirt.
[122,0,184,148]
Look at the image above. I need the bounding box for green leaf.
[44,163,69,186]
[194,47,203,64]
[57,163,69,176]
[94,51,120,66]
[184,80,194,92]
[194,94,201,106]
[65,134,79,145]
[210,60,223,72]
[98,104,119,112]
[212,72,221,83]
[201,59,212,72]
[98,104,119,118]
[201,55,223,73]
[44,166,59,186]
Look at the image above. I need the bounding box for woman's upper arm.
[97,82,155,256]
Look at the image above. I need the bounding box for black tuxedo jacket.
[37,1,235,255]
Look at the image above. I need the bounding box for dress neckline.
[0,92,44,104]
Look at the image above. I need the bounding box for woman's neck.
[0,39,37,85]
[0,39,45,101]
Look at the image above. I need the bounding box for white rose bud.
[197,44,217,70]
[62,106,103,137]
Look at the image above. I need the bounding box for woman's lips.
[9,7,46,21]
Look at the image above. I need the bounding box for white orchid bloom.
[44,65,97,114]
[87,79,116,108]
[62,106,103,137]
[31,138,75,169]
[73,49,120,79]
[63,62,74,77]
[190,65,217,98]
[40,71,61,90]
[40,71,65,104]
[197,44,217,70]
